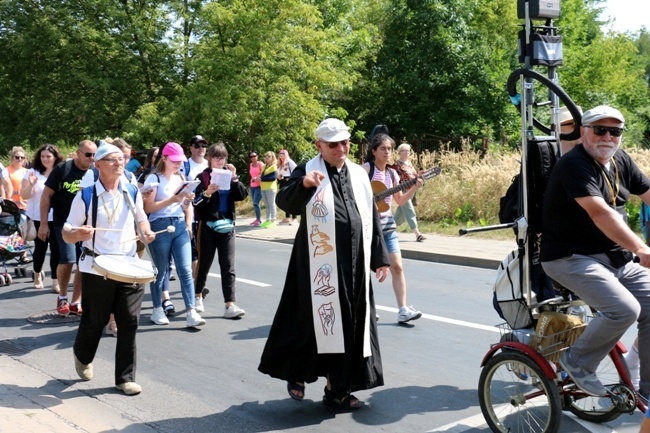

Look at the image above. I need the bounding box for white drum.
[92,255,155,284]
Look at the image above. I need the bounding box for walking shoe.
[74,353,93,381]
[224,304,246,319]
[559,349,608,396]
[169,274,176,281]
[260,220,276,228]
[150,306,169,325]
[162,299,175,316]
[57,298,70,317]
[115,382,142,396]
[195,296,204,313]
[397,306,422,323]
[69,303,82,316]
[250,219,261,227]
[186,309,206,328]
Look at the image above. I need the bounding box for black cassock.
[258,161,389,394]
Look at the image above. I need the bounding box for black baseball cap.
[190,135,208,146]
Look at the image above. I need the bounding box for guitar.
[371,166,441,213]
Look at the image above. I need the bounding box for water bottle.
[567,305,587,323]
[512,327,535,345]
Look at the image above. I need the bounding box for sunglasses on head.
[320,139,350,149]
[584,125,624,137]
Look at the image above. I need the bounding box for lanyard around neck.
[595,158,619,207]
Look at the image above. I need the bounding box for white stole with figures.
[305,156,373,356]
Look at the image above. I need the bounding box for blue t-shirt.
[125,158,142,174]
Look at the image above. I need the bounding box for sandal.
[105,321,118,337]
[416,234,426,242]
[323,387,364,410]
[287,381,305,401]
[33,271,44,289]
[162,299,175,316]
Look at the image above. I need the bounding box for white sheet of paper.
[211,169,232,191]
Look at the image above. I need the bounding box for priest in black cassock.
[258,118,390,410]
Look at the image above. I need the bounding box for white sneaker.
[224,304,246,319]
[186,309,206,328]
[195,296,204,313]
[150,306,169,325]
[398,305,422,323]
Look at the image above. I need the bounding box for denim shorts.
[383,230,400,254]
[53,225,80,264]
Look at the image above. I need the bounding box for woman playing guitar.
[363,133,424,324]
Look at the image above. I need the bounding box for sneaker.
[224,304,246,319]
[69,303,82,316]
[169,274,176,281]
[260,220,276,228]
[195,296,204,313]
[74,353,93,381]
[115,382,142,396]
[162,299,175,316]
[150,306,169,325]
[559,349,608,396]
[250,219,261,227]
[57,298,70,317]
[186,309,206,328]
[397,306,422,323]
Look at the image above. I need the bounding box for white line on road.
[375,306,499,333]
[206,272,271,287]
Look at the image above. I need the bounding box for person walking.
[392,143,426,242]
[364,133,424,324]
[259,151,278,228]
[143,142,205,328]
[277,149,298,225]
[40,140,97,316]
[20,144,63,291]
[193,142,248,318]
[259,118,389,410]
[248,151,264,226]
[63,143,156,395]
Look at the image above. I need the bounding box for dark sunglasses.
[192,143,208,148]
[83,152,95,158]
[320,139,350,149]
[13,156,25,160]
[584,125,624,137]
[249,154,258,158]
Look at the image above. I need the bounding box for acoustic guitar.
[371,166,441,213]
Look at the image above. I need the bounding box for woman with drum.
[192,142,248,318]
[20,144,63,291]
[62,143,156,395]
[143,142,206,328]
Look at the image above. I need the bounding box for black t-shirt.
[541,144,650,261]
[44,159,90,226]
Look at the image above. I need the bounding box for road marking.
[206,272,271,287]
[169,265,271,287]
[376,306,499,333]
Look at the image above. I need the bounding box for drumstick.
[119,225,175,243]
[63,223,123,232]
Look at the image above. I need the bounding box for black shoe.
[202,287,210,299]
[169,274,176,281]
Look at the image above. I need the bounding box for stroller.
[0,199,33,285]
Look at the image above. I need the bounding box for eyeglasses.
[211,156,226,160]
[13,156,25,160]
[320,139,350,148]
[82,152,95,158]
[584,125,624,137]
[192,144,208,148]
[102,157,125,164]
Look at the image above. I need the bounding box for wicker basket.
[497,321,587,363]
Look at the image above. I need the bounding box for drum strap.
[81,185,99,250]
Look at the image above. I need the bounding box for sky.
[600,0,648,33]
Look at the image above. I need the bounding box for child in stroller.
[0,199,33,285]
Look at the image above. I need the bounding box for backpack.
[493,249,533,329]
[499,140,558,234]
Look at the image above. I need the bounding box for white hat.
[582,105,625,125]
[315,118,351,142]
[94,144,122,162]
[559,105,582,125]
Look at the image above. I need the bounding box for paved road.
[0,235,644,433]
